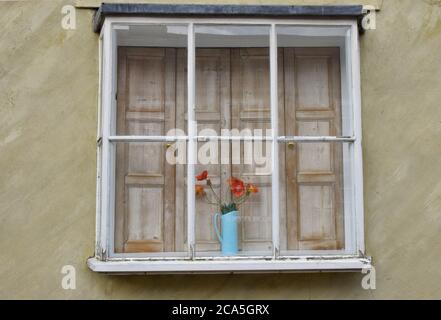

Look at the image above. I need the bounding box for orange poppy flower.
[196,170,208,181]
[195,185,206,198]
[228,177,245,198]
[247,183,259,194]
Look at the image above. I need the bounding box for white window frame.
[88,16,370,273]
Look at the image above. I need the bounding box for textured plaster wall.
[0,0,440,299]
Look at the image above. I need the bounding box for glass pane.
[196,25,270,47]
[276,25,354,255]
[115,25,188,136]
[279,142,353,255]
[276,25,353,137]
[193,25,272,257]
[194,139,273,257]
[113,142,187,256]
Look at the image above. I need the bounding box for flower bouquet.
[195,170,259,255]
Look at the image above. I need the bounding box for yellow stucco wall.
[1,0,441,299]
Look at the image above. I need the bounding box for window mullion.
[270,24,280,259]
[100,20,114,259]
[187,23,196,260]
[351,24,365,254]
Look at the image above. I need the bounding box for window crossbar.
[107,136,356,143]
[195,136,273,142]
[108,136,188,142]
[278,136,356,143]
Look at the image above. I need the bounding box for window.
[89,11,369,273]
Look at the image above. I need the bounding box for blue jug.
[213,211,239,256]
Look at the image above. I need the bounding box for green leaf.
[221,202,237,215]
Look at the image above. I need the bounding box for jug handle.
[213,213,222,243]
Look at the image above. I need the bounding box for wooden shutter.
[282,47,344,251]
[115,47,180,253]
[113,46,344,254]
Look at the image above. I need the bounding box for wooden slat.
[194,112,221,122]
[239,111,271,121]
[124,240,163,253]
[297,174,336,184]
[298,240,339,251]
[296,110,335,120]
[125,175,164,185]
[125,111,165,122]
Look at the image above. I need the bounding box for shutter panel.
[283,48,344,251]
[194,49,231,252]
[115,47,178,253]
[231,48,275,252]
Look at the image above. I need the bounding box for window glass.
[112,25,188,256]
[113,141,187,256]
[115,25,188,136]
[276,25,354,254]
[194,25,273,257]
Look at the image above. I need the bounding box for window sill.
[87,256,372,274]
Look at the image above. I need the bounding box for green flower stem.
[206,179,222,206]
[201,194,220,206]
[232,193,247,203]
[234,192,251,207]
